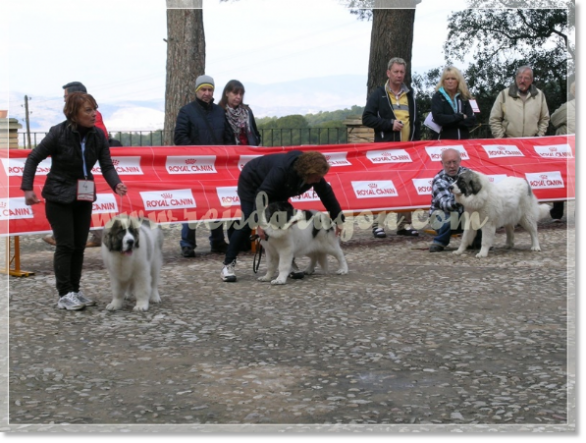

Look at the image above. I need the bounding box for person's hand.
[256,225,266,240]
[115,183,127,196]
[24,190,40,205]
[392,120,404,131]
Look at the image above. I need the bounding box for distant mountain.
[7,74,368,133]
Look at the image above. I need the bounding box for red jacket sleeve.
[95,110,109,140]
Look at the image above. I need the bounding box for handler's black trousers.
[45,200,93,296]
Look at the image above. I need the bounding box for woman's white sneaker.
[57,292,85,311]
[221,261,237,282]
[74,291,96,306]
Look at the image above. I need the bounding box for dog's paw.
[133,302,149,312]
[336,268,348,275]
[452,249,464,255]
[475,251,488,258]
[270,279,287,285]
[257,275,272,282]
[531,246,541,252]
[303,267,315,275]
[149,291,161,303]
[105,301,123,311]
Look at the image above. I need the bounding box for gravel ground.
[1,202,576,434]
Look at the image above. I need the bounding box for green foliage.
[254,108,362,146]
[444,7,573,122]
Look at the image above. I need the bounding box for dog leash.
[251,234,263,273]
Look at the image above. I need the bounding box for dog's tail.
[537,203,552,220]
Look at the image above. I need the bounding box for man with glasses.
[428,148,481,252]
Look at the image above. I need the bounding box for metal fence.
[17,124,495,149]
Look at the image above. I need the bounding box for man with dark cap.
[174,74,235,257]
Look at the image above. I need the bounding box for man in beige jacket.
[489,66,550,138]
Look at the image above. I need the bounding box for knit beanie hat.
[195,75,214,92]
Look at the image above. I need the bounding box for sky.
[2,0,470,120]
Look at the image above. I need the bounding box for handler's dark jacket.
[362,84,420,142]
[238,150,345,224]
[20,121,122,203]
[174,97,235,146]
[429,90,477,140]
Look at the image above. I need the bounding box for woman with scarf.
[430,66,477,140]
[218,80,261,146]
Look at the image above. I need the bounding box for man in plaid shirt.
[428,148,481,252]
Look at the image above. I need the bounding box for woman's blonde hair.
[435,66,472,99]
[294,151,330,180]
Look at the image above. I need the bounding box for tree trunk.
[163,8,206,146]
[366,1,420,99]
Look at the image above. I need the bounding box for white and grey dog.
[258,201,348,285]
[101,215,164,311]
[449,170,551,258]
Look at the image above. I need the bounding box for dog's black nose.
[448,185,454,191]
[126,239,134,246]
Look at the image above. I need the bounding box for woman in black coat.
[218,79,261,146]
[430,66,477,140]
[21,92,127,310]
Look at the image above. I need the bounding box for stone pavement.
[1,203,576,434]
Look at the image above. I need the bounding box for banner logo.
[487,174,508,184]
[425,145,469,161]
[1,158,52,176]
[92,193,119,214]
[140,189,197,209]
[165,156,217,174]
[366,148,412,164]
[324,152,352,166]
[216,186,240,207]
[534,144,573,158]
[0,198,35,220]
[412,178,434,196]
[92,156,144,175]
[525,171,565,189]
[352,180,398,198]
[481,144,525,158]
[238,155,262,171]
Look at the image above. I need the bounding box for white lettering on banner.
[352,181,398,199]
[216,187,240,207]
[425,145,469,161]
[2,158,52,176]
[92,193,119,214]
[481,144,525,158]
[291,188,321,203]
[238,155,262,171]
[0,198,35,220]
[412,178,434,196]
[534,144,574,158]
[92,157,144,175]
[324,152,352,166]
[165,156,217,174]
[525,171,565,189]
[366,149,412,164]
[140,189,197,210]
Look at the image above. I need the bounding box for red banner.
[0,136,575,236]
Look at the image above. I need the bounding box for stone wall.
[343,115,374,144]
[0,117,23,149]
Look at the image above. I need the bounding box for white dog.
[449,170,551,258]
[101,215,164,311]
[258,201,348,285]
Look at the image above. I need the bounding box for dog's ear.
[469,174,482,195]
[103,221,116,251]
